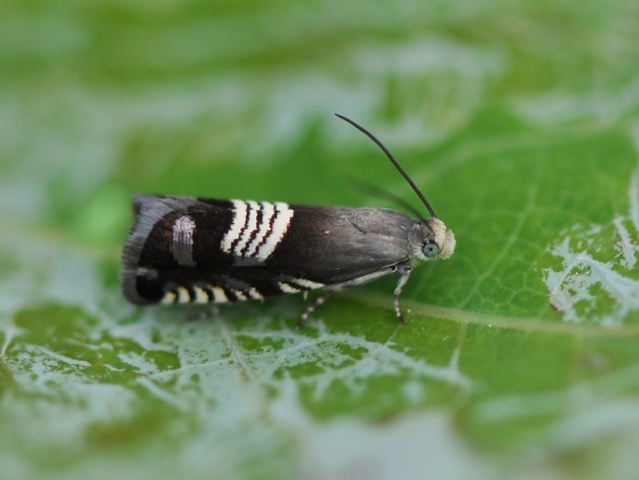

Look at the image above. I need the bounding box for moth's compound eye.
[422,241,440,258]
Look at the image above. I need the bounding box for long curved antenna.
[334,113,437,219]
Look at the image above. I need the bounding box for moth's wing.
[266,205,415,285]
[121,195,240,304]
[121,195,233,268]
[120,197,416,305]
[121,196,333,305]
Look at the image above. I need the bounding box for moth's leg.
[394,265,413,324]
[296,290,337,330]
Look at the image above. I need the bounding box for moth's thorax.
[408,218,456,262]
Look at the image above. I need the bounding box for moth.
[121,114,456,326]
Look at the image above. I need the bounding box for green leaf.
[1,1,639,479]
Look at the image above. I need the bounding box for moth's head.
[409,218,456,262]
[332,113,456,264]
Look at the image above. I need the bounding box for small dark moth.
[121,114,455,326]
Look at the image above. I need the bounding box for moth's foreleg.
[394,265,413,324]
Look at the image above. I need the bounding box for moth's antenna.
[334,113,437,219]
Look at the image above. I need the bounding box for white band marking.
[175,286,191,304]
[192,286,209,303]
[234,200,259,256]
[247,288,263,300]
[234,290,248,301]
[245,202,275,257]
[222,200,294,262]
[277,282,300,294]
[161,291,176,305]
[257,202,294,260]
[291,278,324,290]
[221,200,248,254]
[211,287,228,303]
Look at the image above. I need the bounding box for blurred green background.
[1,1,639,479]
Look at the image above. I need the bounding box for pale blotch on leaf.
[542,169,639,325]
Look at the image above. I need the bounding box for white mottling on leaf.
[36,346,93,368]
[270,380,494,480]
[630,169,639,231]
[613,216,638,268]
[0,326,22,357]
[542,167,639,325]
[209,320,472,403]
